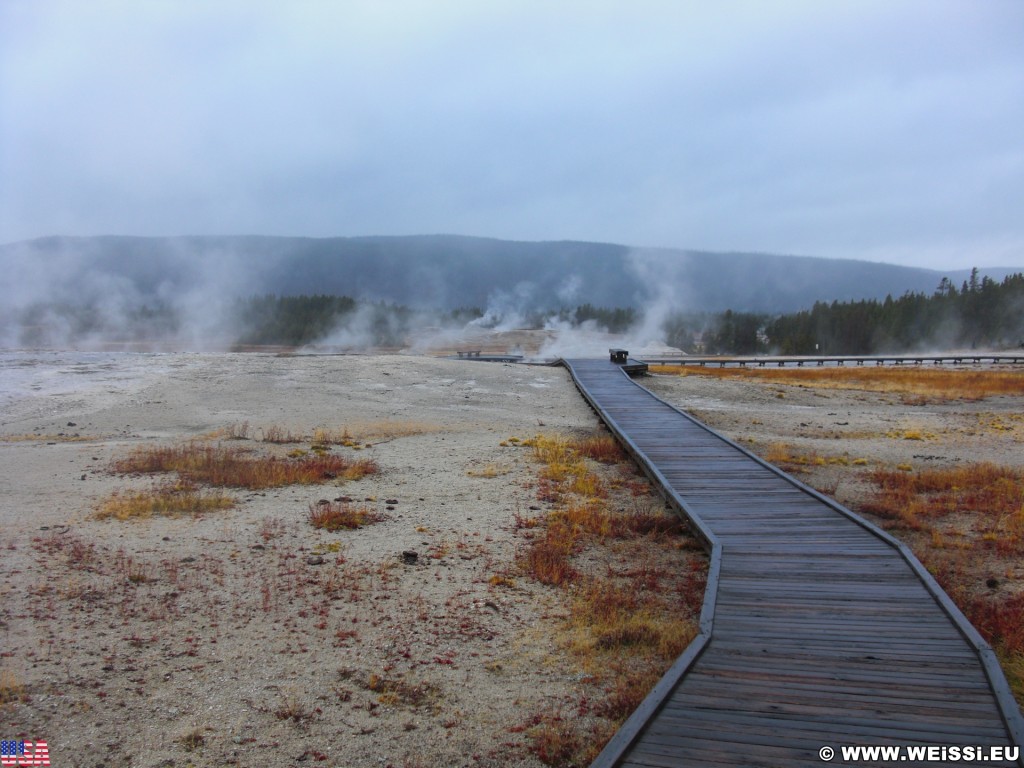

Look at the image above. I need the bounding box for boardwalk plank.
[563,359,1024,768]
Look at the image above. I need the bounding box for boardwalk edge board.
[559,359,1024,768]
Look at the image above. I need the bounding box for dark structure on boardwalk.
[562,357,1024,768]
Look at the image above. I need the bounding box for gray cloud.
[1,0,1022,269]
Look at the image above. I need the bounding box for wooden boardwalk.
[562,359,1024,768]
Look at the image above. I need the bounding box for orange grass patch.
[863,463,1024,552]
[860,461,1024,701]
[514,431,703,765]
[111,443,379,489]
[574,435,627,464]
[650,365,1024,402]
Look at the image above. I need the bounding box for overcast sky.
[1,1,1022,269]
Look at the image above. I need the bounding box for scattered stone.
[251,544,265,551]
[180,556,196,563]
[335,496,353,503]
[402,550,418,565]
[306,555,325,566]
[67,422,77,427]
[317,499,331,506]
[385,498,399,505]
[987,577,1000,590]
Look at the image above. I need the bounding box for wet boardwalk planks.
[563,359,1024,768]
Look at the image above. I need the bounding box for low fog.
[1,236,1021,356]
[0,240,688,356]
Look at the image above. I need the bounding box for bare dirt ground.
[6,350,1020,768]
[0,351,701,768]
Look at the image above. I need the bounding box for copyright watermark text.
[819,744,1020,763]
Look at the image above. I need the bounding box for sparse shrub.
[594,669,662,722]
[273,691,317,724]
[363,673,440,710]
[308,501,385,531]
[180,729,205,752]
[0,669,26,707]
[527,712,581,766]
[575,435,626,464]
[518,520,578,586]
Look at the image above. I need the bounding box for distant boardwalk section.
[562,358,1024,768]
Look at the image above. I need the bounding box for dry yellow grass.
[95,480,236,520]
[764,442,852,468]
[308,500,385,531]
[466,462,512,478]
[650,365,1024,401]
[216,419,443,447]
[340,420,443,444]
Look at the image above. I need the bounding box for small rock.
[335,496,353,503]
[67,422,76,427]
[987,577,1000,590]
[385,499,399,505]
[306,555,325,566]
[180,556,196,563]
[317,499,331,506]
[251,544,265,551]
[402,551,418,565]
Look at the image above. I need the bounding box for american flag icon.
[0,741,50,767]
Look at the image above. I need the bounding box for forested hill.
[2,234,1016,314]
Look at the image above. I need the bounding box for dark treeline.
[764,270,1024,354]
[232,294,419,347]
[663,270,1024,355]
[233,294,358,345]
